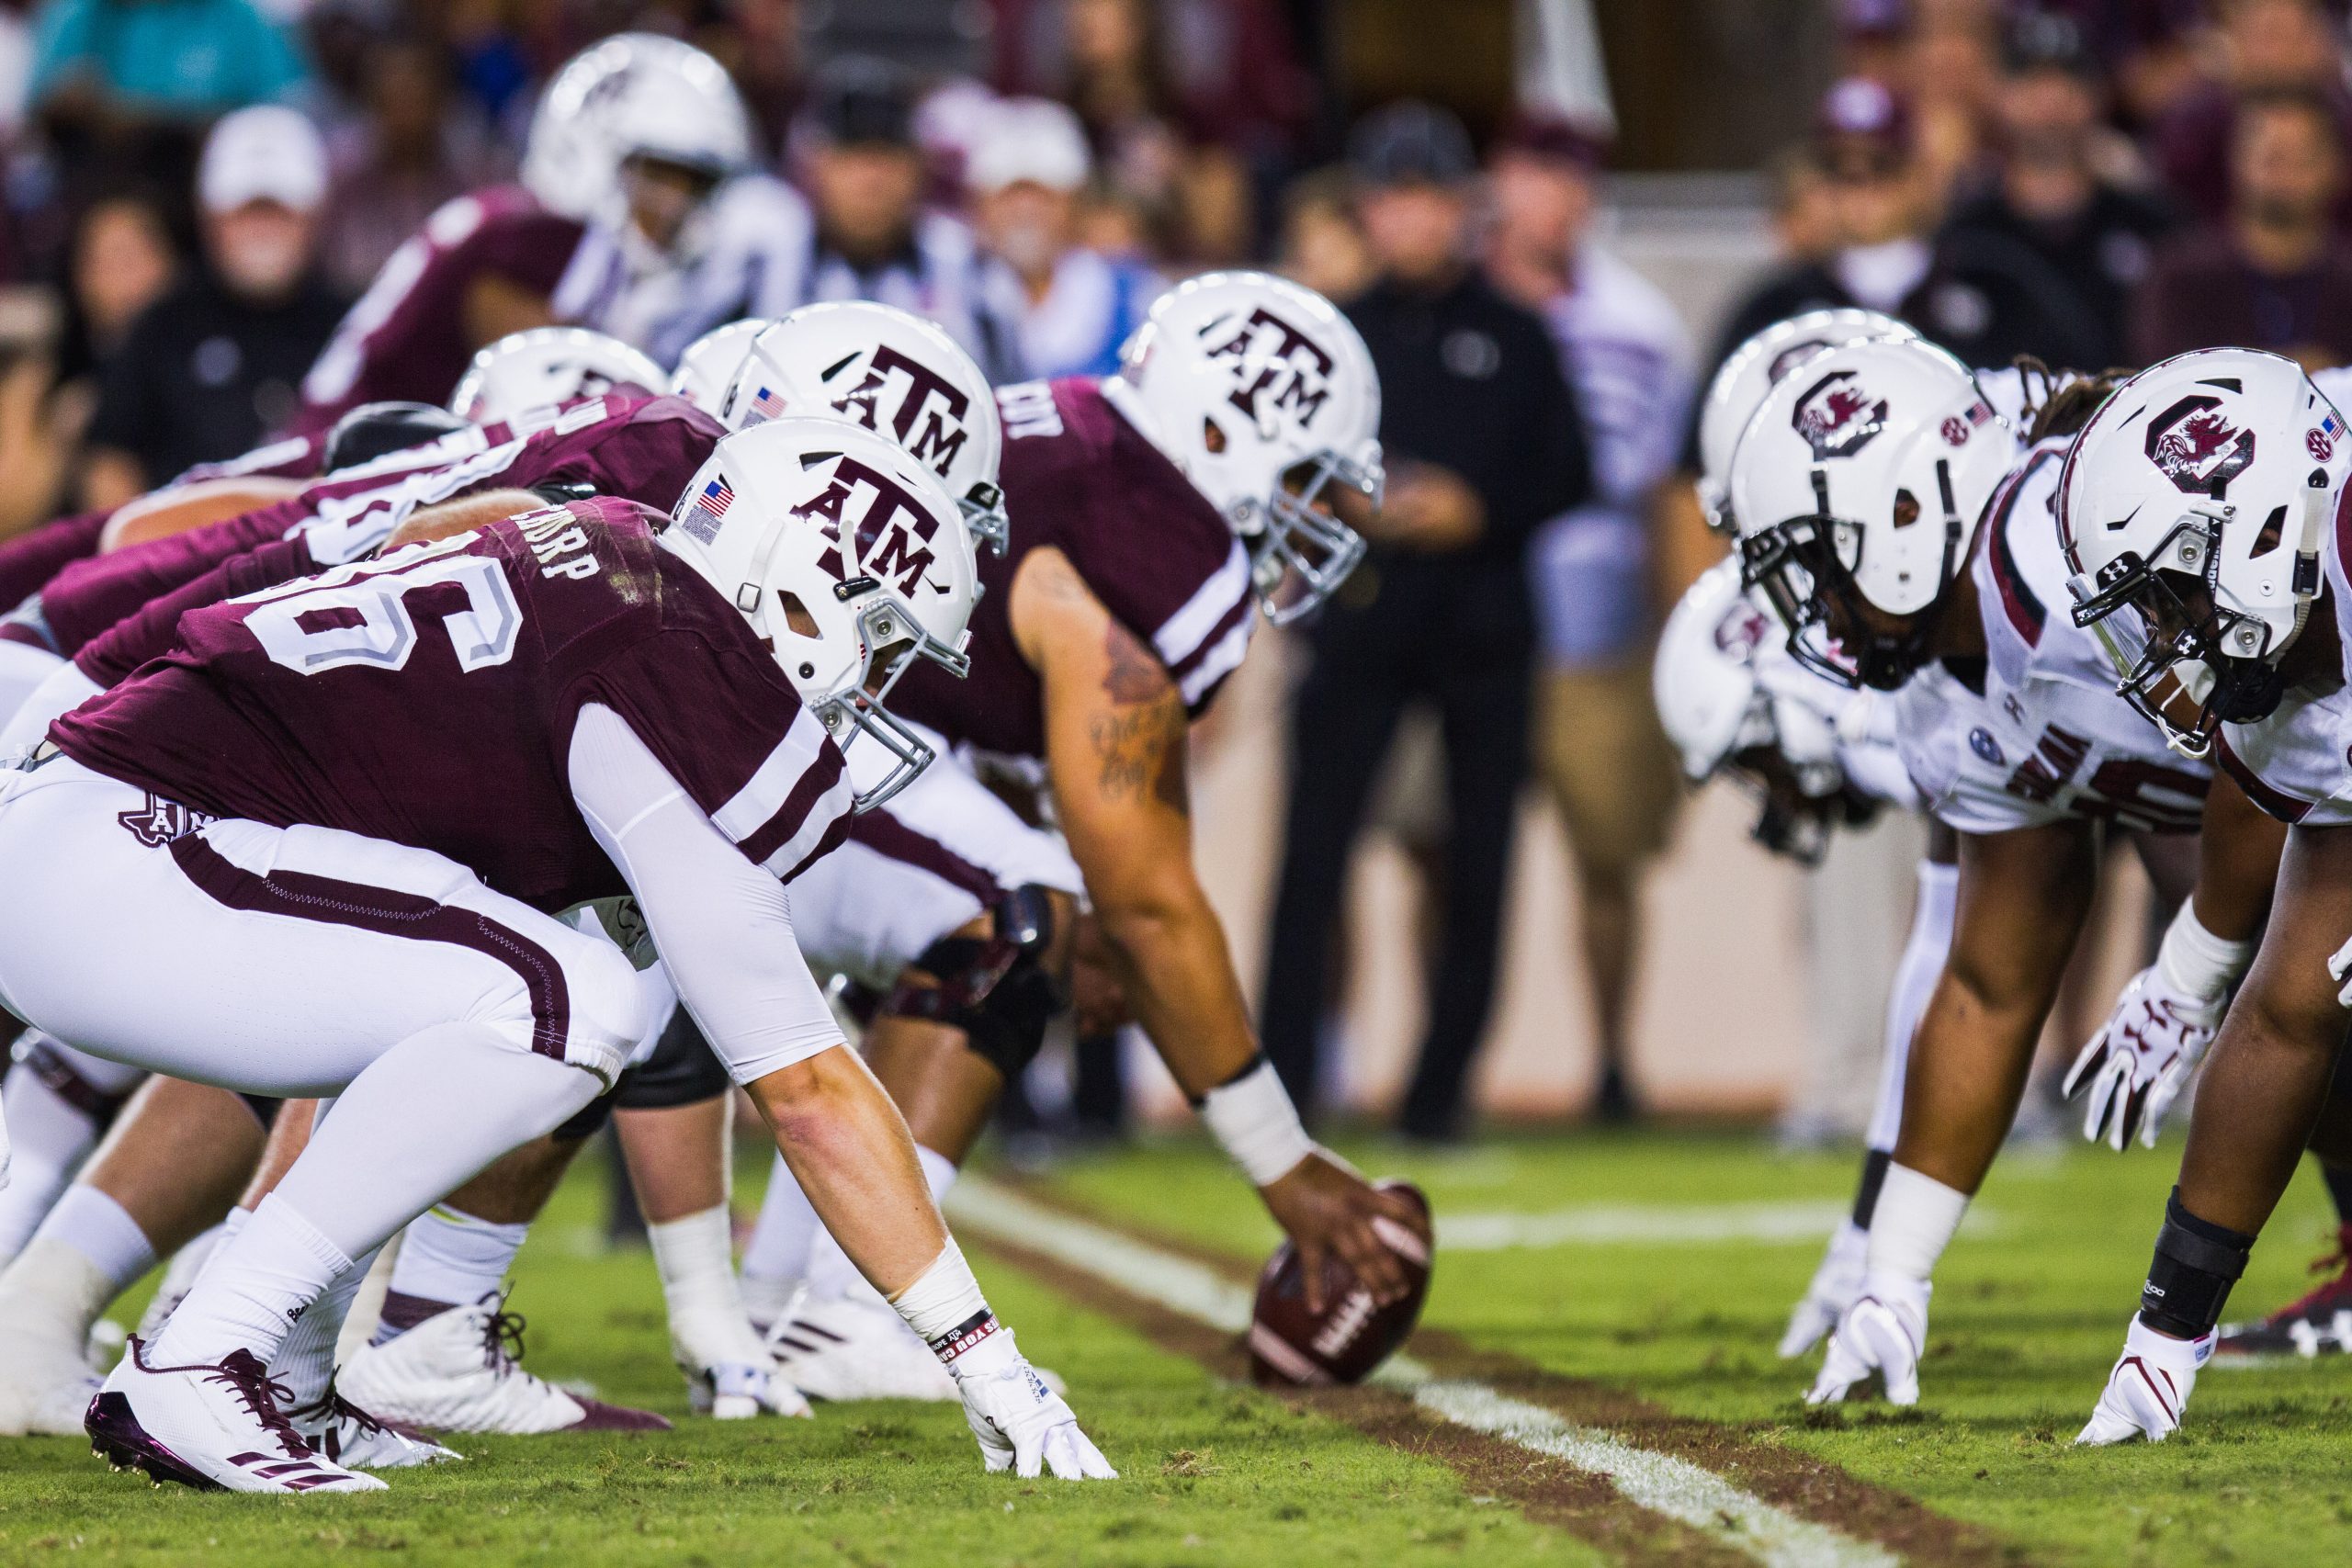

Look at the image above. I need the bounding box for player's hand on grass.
[1261,1150,1422,1314]
[2062,964,2221,1151]
[1804,1276,1927,1406]
[951,1328,1115,1480]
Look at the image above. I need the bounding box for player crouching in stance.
[0,420,1113,1491]
[1731,337,2242,1408]
[2060,350,2352,1442]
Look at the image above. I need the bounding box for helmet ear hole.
[1892,490,1920,529]
[1202,417,1227,455]
[778,592,820,638]
[2249,503,2288,559]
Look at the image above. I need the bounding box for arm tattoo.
[1091,619,1190,814]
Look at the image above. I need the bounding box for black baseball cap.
[2002,10,2099,81]
[808,54,918,151]
[1349,101,1476,189]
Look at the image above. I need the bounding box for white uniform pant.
[0,639,62,751]
[0,759,646,1097]
[786,742,1081,988]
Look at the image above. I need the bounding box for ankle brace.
[2140,1189,2255,1340]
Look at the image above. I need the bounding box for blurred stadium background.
[0,0,2314,1138]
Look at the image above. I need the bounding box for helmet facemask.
[804,595,970,813]
[2066,503,2304,758]
[1739,461,1967,692]
[1238,443,1380,625]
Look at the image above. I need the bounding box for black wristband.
[2140,1188,2255,1340]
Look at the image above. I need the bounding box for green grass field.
[6,1128,2351,1566]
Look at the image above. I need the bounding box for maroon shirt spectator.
[319,37,512,297]
[2135,87,2352,369]
[2150,0,2352,227]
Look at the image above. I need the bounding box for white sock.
[383,1206,530,1310]
[741,1153,820,1323]
[804,1145,959,1306]
[150,1192,350,1366]
[1865,1163,1970,1284]
[0,1066,104,1262]
[1866,860,1957,1152]
[267,1244,379,1410]
[35,1184,155,1295]
[648,1204,767,1367]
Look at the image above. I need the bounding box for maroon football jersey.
[37,395,723,660]
[889,378,1254,762]
[0,511,114,623]
[74,536,313,688]
[290,187,604,436]
[170,431,330,487]
[54,497,848,911]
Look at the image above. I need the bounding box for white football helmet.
[722,303,1008,556]
[664,416,978,811]
[2058,348,2350,757]
[449,328,664,424]
[1107,270,1382,624]
[520,34,753,239]
[1656,558,1853,862]
[669,320,768,416]
[1730,336,2013,691]
[1698,309,1917,535]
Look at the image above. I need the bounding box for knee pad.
[616,1012,733,1111]
[536,934,650,1084]
[554,1077,625,1141]
[883,886,1067,1079]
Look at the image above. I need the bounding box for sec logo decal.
[1969,728,2005,766]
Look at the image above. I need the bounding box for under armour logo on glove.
[117,795,214,847]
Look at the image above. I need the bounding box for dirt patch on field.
[973,1228,1752,1568]
[992,1177,2026,1568]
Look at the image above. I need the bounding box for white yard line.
[947,1178,1901,1568]
[1434,1201,1997,1251]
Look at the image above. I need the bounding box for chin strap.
[2290,472,2331,644]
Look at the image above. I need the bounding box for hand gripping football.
[1247,1179,1431,1386]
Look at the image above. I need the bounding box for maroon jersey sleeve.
[890,378,1255,762]
[169,431,328,485]
[0,509,113,615]
[291,188,593,435]
[74,536,315,688]
[571,551,853,884]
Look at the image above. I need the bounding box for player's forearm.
[748,1046,948,1296]
[1093,881,1259,1100]
[2190,777,2287,942]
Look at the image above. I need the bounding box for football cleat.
[765,1292,959,1403]
[1806,1272,1928,1406]
[1780,1220,1868,1359]
[335,1294,671,1435]
[2077,1318,2214,1445]
[2215,1224,2352,1357]
[85,1337,383,1493]
[288,1390,461,1469]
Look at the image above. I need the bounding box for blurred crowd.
[0,0,2343,1132]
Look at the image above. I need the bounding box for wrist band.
[889,1240,997,1366]
[2157,900,2257,1004]
[1199,1057,1315,1187]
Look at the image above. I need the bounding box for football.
[1247,1179,1433,1386]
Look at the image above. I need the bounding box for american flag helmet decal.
[681,475,733,544]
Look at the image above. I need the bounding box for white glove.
[1805,1273,1928,1406]
[2327,930,2352,1006]
[2062,965,2222,1151]
[950,1327,1116,1480]
[667,1301,810,1420]
[2075,1317,2212,1445]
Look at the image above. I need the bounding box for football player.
[731,272,1423,1395]
[1652,558,1953,1359]
[447,327,666,425]
[0,422,1113,1494]
[290,34,778,431]
[2057,350,2352,1439]
[1728,337,2257,1409]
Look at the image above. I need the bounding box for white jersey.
[1894,437,2211,835]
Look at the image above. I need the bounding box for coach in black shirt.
[84,107,346,507]
[1260,102,1592,1139]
